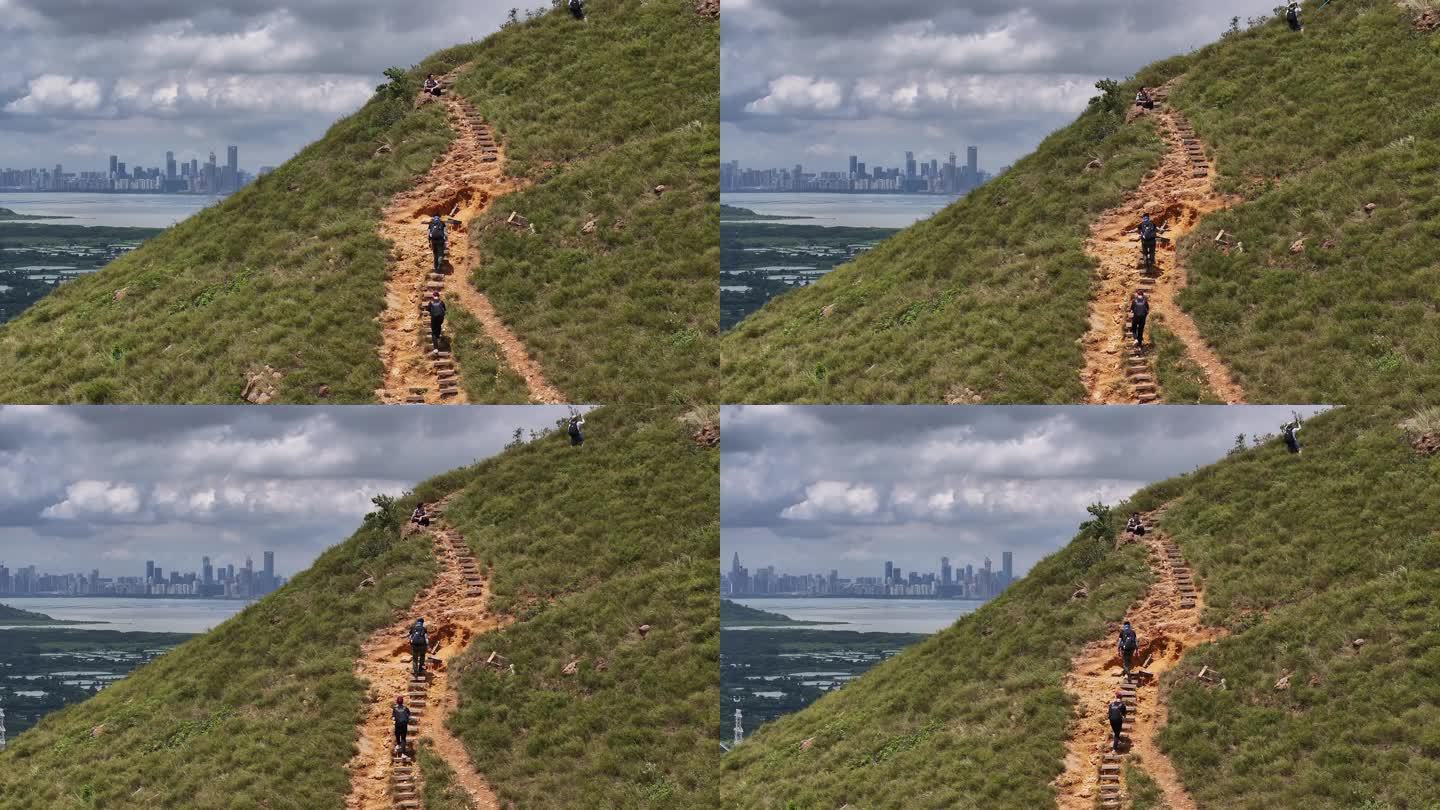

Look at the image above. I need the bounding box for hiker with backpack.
[392,696,412,758]
[409,619,429,677]
[1282,418,1302,454]
[1130,291,1150,350]
[568,414,585,446]
[428,215,447,272]
[1138,213,1159,273]
[1107,691,1127,752]
[568,0,585,19]
[1286,3,1303,31]
[1134,87,1154,110]
[426,292,446,352]
[411,502,430,527]
[1118,621,1139,676]
[423,74,443,97]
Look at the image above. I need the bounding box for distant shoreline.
[1,593,259,602]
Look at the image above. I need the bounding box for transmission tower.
[733,708,743,747]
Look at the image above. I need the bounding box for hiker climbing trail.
[376,72,565,405]
[1080,81,1247,405]
[344,507,507,810]
[1053,507,1227,810]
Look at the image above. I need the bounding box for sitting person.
[1125,513,1145,536]
[1134,87,1154,109]
[423,74,443,96]
[411,503,430,526]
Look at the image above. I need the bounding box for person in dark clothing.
[423,74,443,97]
[409,619,429,677]
[1126,513,1145,536]
[428,215,447,272]
[568,0,585,19]
[1138,213,1159,272]
[1282,418,1302,454]
[426,292,446,352]
[1118,621,1139,676]
[568,415,585,446]
[411,503,430,526]
[392,696,412,757]
[1134,87,1154,110]
[1286,3,1303,31]
[1130,291,1150,349]
[1107,692,1127,752]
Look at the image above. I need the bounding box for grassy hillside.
[0,406,718,809]
[723,0,1440,405]
[0,0,716,404]
[722,403,1440,807]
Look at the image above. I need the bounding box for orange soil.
[343,510,508,810]
[1081,82,1247,404]
[1053,507,1227,809]
[375,74,564,405]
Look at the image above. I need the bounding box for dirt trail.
[1080,82,1247,405]
[1053,507,1227,810]
[375,73,564,405]
[343,509,509,810]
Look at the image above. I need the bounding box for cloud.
[5,74,103,114]
[42,481,143,519]
[746,75,847,116]
[781,481,882,521]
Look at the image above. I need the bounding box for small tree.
[376,67,414,100]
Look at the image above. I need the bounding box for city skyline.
[724,549,1015,599]
[3,144,259,194]
[720,145,992,195]
[1,550,287,599]
[721,405,1331,580]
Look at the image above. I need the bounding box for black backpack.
[410,626,427,646]
[1139,221,1157,240]
[429,220,445,241]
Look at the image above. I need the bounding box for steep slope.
[0,407,718,809]
[722,404,1440,808]
[0,0,717,404]
[722,0,1439,405]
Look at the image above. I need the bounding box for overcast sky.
[722,405,1330,581]
[721,0,1275,173]
[0,406,583,579]
[0,0,519,171]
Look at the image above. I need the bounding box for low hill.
[0,603,87,625]
[0,406,718,809]
[722,0,1440,406]
[720,599,839,626]
[722,403,1440,807]
[0,0,717,404]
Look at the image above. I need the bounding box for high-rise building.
[1002,551,1013,585]
[941,556,952,585]
[848,155,858,177]
[109,155,118,177]
[145,560,155,583]
[226,145,238,192]
[202,556,213,584]
[905,151,916,178]
[967,145,978,179]
[884,561,894,583]
[165,151,176,180]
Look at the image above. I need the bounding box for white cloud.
[781,480,882,520]
[42,480,143,519]
[4,74,103,114]
[746,75,846,115]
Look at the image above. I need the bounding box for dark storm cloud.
[721,405,1331,580]
[0,405,587,578]
[0,0,517,169]
[721,0,1272,170]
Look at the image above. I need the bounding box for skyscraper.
[166,151,176,180]
[202,556,213,584]
[967,145,978,179]
[1002,551,1013,585]
[905,151,916,178]
[848,155,858,177]
[145,560,155,583]
[226,145,238,192]
[941,556,952,585]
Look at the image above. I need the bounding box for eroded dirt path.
[1053,507,1227,810]
[376,74,564,405]
[344,509,508,810]
[1080,82,1247,405]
